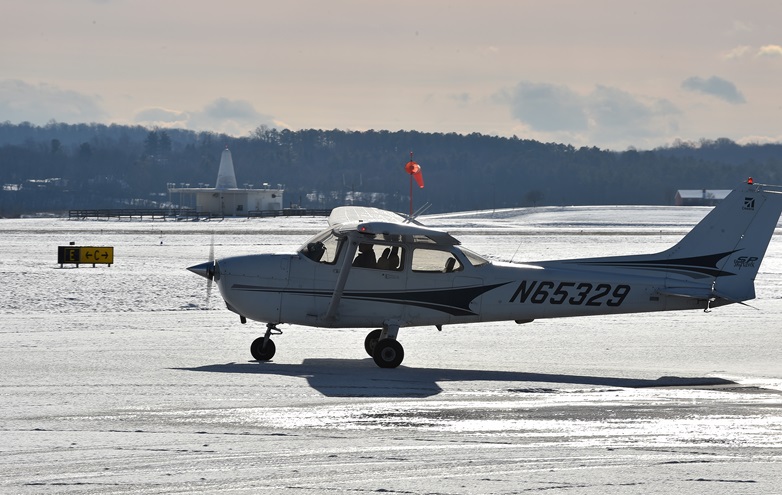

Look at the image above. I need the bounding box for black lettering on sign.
[509,281,632,307]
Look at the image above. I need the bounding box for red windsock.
[405,160,424,188]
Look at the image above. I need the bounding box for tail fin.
[659,181,782,302]
[563,180,782,304]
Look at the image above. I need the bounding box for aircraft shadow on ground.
[176,359,736,398]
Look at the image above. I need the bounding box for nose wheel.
[251,323,282,361]
[251,337,276,360]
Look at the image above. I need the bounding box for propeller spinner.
[187,260,217,280]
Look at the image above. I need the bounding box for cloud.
[497,82,679,148]
[448,93,471,105]
[728,20,754,35]
[201,97,265,122]
[500,82,589,132]
[134,107,189,126]
[724,45,752,60]
[757,44,782,58]
[681,76,746,104]
[0,79,108,124]
[191,98,276,136]
[589,85,657,128]
[723,44,782,60]
[135,98,276,136]
[586,86,680,145]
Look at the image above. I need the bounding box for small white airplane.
[189,179,782,368]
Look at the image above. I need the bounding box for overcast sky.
[2,0,781,150]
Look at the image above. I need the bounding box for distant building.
[674,189,731,206]
[24,178,68,190]
[168,148,283,216]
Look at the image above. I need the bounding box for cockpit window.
[353,242,404,271]
[411,247,463,273]
[300,230,343,264]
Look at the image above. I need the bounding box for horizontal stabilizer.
[658,287,757,309]
[658,287,714,300]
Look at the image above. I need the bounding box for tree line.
[1,121,781,216]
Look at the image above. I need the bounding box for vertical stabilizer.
[215,148,238,190]
[665,182,782,301]
[650,181,782,302]
[560,180,782,305]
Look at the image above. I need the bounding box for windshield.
[299,229,343,264]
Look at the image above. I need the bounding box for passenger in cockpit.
[377,248,391,269]
[353,243,377,268]
[377,246,400,270]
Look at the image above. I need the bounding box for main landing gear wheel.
[372,339,404,368]
[250,337,276,361]
[364,329,382,356]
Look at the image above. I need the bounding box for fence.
[68,208,331,220]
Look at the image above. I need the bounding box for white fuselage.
[214,246,705,330]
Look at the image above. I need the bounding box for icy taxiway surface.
[2,206,782,494]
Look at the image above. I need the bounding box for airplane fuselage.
[214,249,705,330]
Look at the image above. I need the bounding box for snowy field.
[2,206,782,494]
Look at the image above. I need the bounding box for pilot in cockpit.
[304,241,325,262]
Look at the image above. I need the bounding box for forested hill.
[1,121,781,216]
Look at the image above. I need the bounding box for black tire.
[372,339,404,368]
[364,329,382,356]
[250,337,276,361]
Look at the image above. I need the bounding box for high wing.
[328,206,412,227]
[329,205,459,245]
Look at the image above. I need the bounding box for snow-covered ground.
[2,206,782,494]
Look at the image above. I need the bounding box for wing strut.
[324,240,358,321]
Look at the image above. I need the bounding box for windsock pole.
[404,152,424,217]
[409,164,414,217]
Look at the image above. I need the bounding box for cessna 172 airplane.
[189,179,782,368]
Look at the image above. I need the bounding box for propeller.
[205,232,215,306]
[187,232,218,308]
